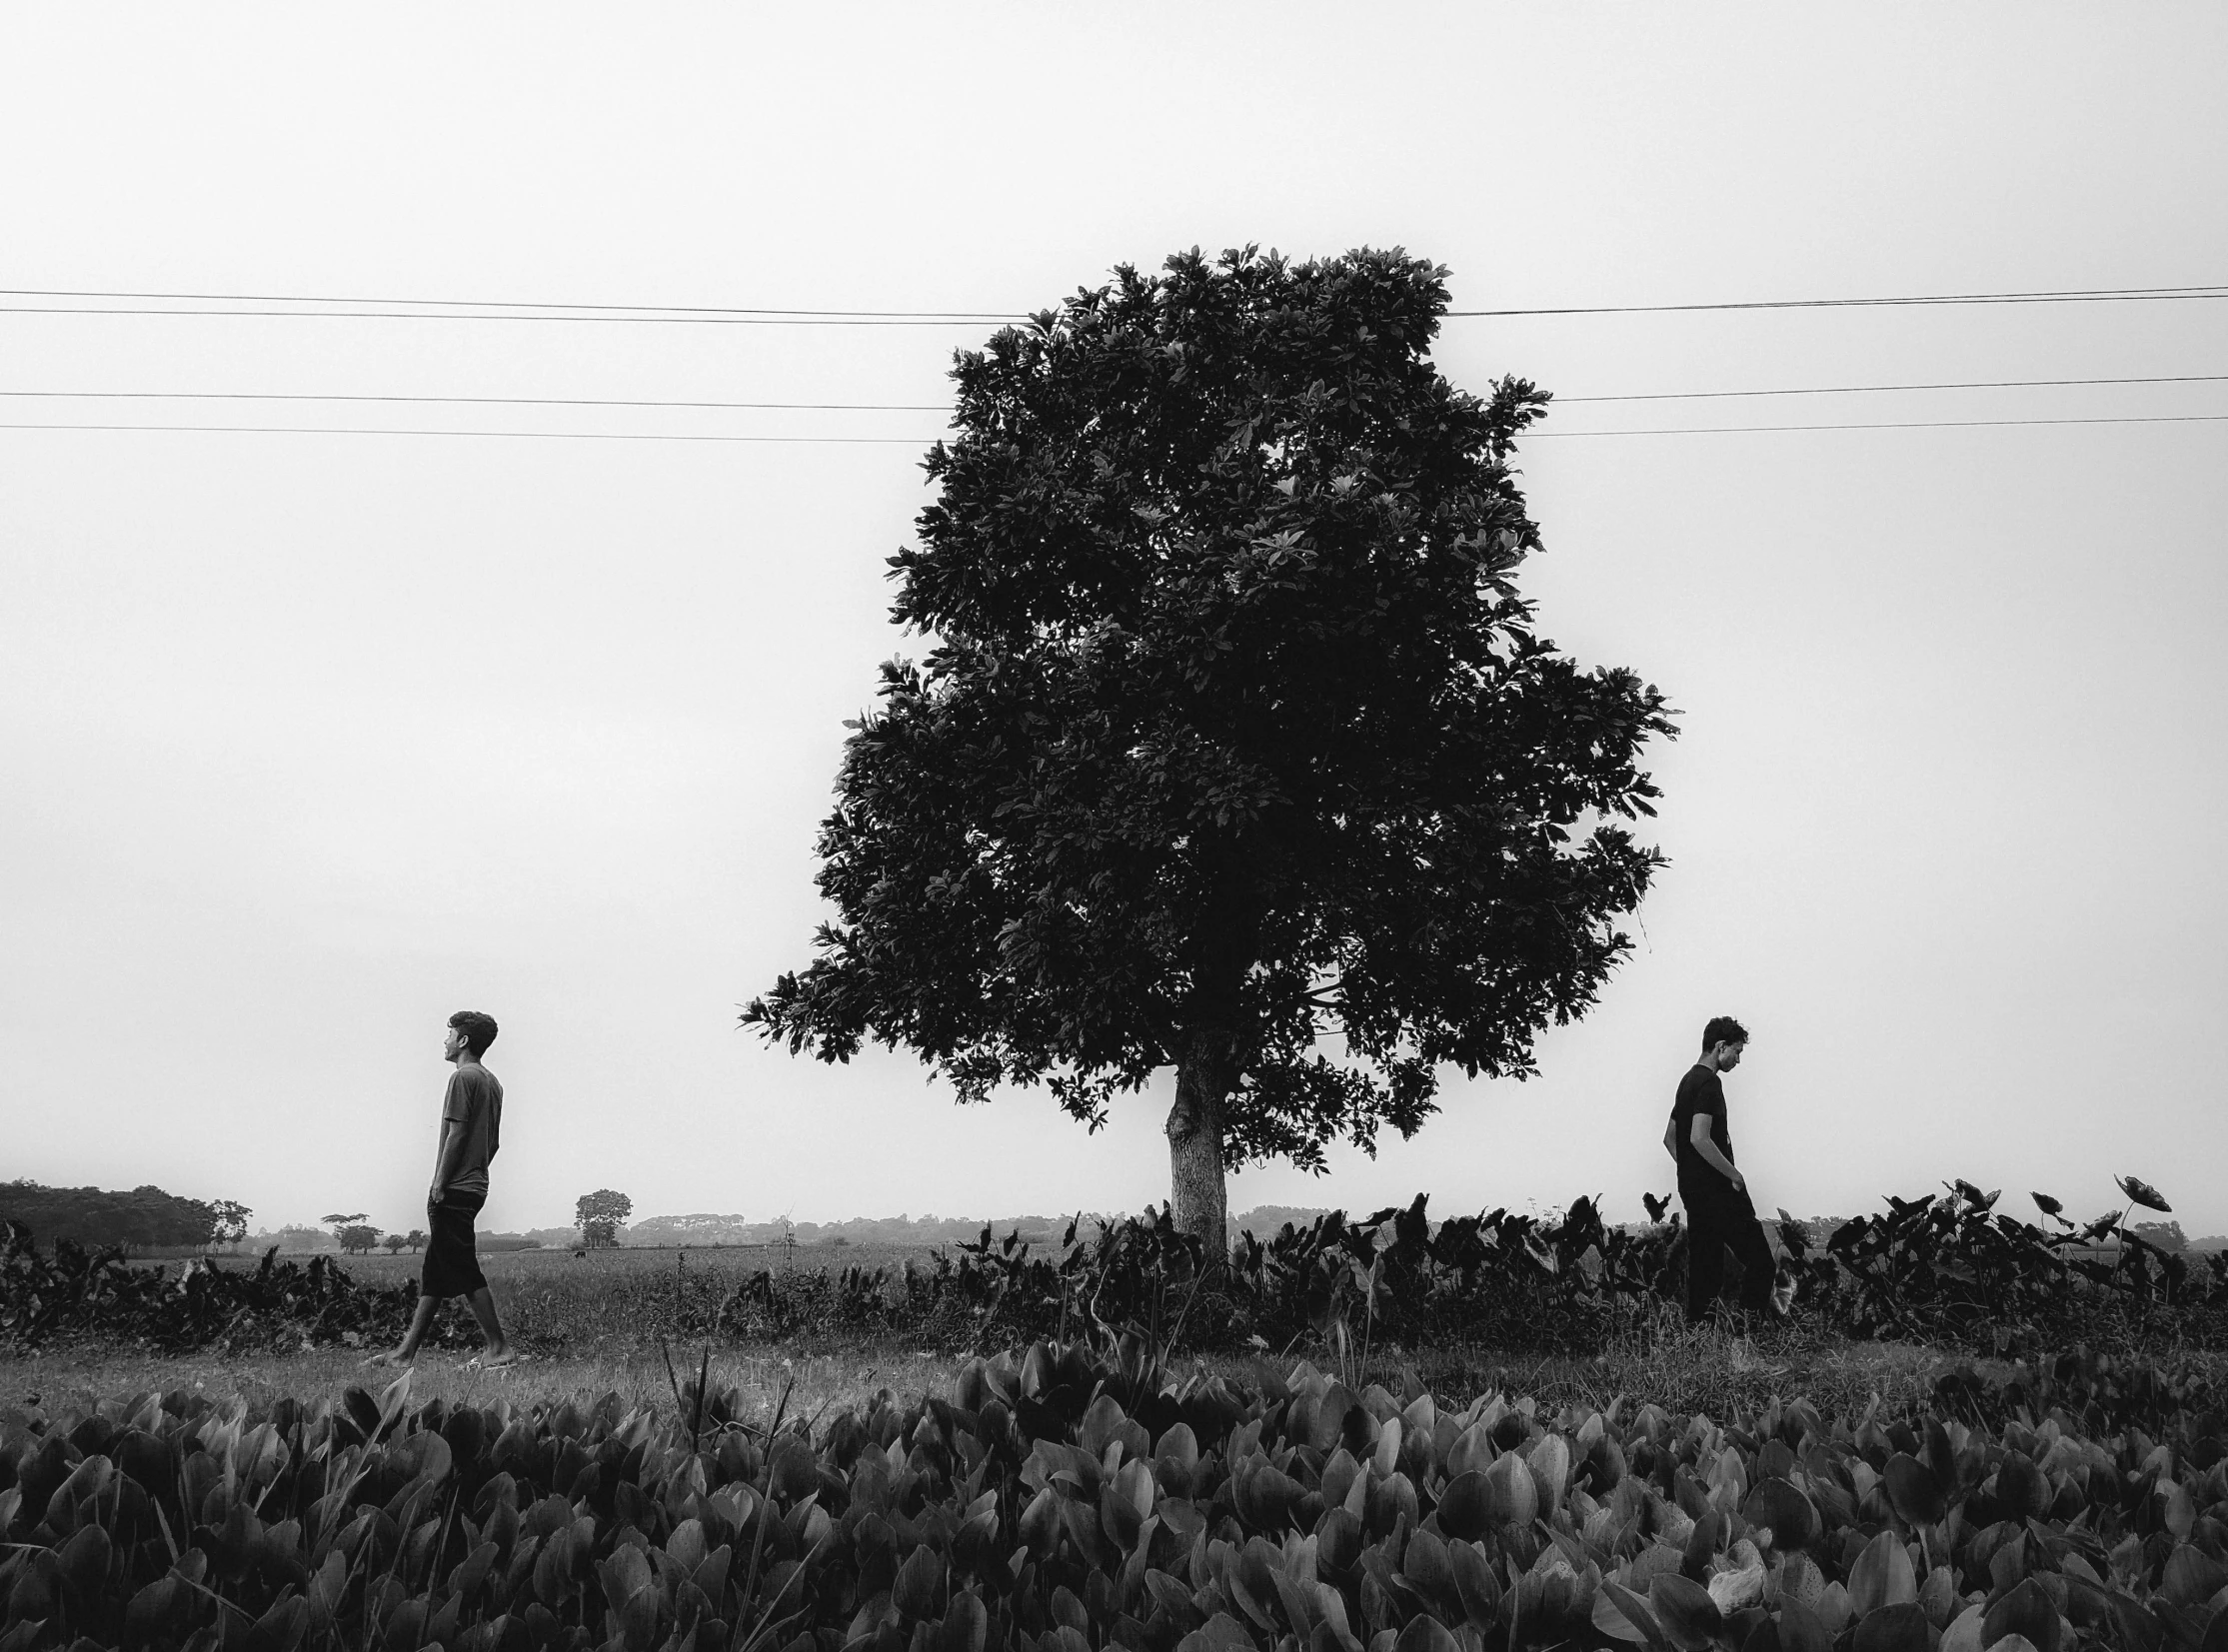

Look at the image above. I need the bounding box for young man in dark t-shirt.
[1663,1014,1779,1323]
[367,1009,516,1368]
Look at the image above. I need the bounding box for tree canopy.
[0,1179,238,1252]
[746,246,1676,1247]
[576,1189,634,1249]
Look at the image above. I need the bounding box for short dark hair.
[1701,1015,1748,1051]
[449,1010,499,1058]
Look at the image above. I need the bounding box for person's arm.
[1663,1116,1680,1159]
[433,1117,472,1197]
[1688,1113,1744,1191]
[430,1076,472,1201]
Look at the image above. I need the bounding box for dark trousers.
[422,1190,488,1300]
[1681,1176,1776,1321]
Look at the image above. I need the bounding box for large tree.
[746,246,1675,1250]
[576,1189,633,1249]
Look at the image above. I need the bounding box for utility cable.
[1,281,2222,326]
[2,372,2224,413]
[6,412,2225,444]
[0,389,951,412]
[1448,284,2228,318]
[0,423,939,444]
[1526,412,2228,438]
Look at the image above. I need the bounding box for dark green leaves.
[746,244,1675,1191]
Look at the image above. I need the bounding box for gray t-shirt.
[437,1063,504,1197]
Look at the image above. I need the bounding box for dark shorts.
[422,1191,487,1299]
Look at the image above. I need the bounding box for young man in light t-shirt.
[367,1009,516,1367]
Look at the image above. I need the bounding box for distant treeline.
[0,1179,229,1252]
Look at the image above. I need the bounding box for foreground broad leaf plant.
[4,1342,2227,1651]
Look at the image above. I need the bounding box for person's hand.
[427,1184,444,1208]
[1729,1169,1747,1194]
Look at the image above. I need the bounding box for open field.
[316,1238,943,1286]
[0,1317,1973,1429]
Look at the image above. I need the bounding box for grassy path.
[1,1320,1966,1427]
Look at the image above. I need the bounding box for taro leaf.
[666,1518,708,1576]
[1019,1487,1060,1561]
[2162,1543,2228,1607]
[1594,1578,1671,1650]
[1392,1616,1459,1652]
[769,1433,817,1502]
[893,1543,943,1620]
[250,1593,310,1652]
[1527,1434,1572,1520]
[1848,1602,1929,1652]
[1235,1461,1306,1534]
[1994,1453,2048,1521]
[2161,1478,2197,1541]
[1647,1572,1723,1652]
[2117,1175,2171,1213]
[1880,1454,1946,1526]
[939,1594,990,1652]
[1775,1599,1833,1652]
[1847,1531,1918,1619]
[54,1523,110,1601]
[1315,1506,1362,1575]
[1981,1578,2061,1652]
[1401,1528,1454,1615]
[1371,1416,1402,1478]
[1448,1539,1501,1631]
[1435,1471,1492,1543]
[1739,1479,1818,1550]
[442,1405,487,1470]
[125,1574,186,1645]
[1917,1566,1956,1627]
[2031,1192,2063,1218]
[1156,1424,1200,1497]
[1937,1603,1988,1652]
[2201,1607,2228,1652]
[1481,1451,1537,1528]
[1444,1424,1494,1482]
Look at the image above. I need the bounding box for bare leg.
[366,1295,440,1367]
[466,1285,514,1364]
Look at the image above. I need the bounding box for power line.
[1527,413,2228,438]
[0,286,1019,320]
[1559,372,2228,404]
[4,412,2223,445]
[1449,284,2228,318]
[0,306,999,328]
[1,280,2222,327]
[0,389,951,412]
[3,371,2223,414]
[0,423,941,444]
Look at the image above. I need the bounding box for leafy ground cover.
[3,1329,2225,1651]
[11,1181,2222,1368]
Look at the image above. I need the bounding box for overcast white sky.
[3,6,2223,1242]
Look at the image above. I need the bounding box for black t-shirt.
[1671,1063,1732,1185]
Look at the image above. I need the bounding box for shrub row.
[3,1340,2227,1651]
[8,1182,2224,1359]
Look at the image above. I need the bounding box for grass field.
[0,1309,1970,1436]
[320,1238,941,1286]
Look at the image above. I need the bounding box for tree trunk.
[1166,1029,1233,1255]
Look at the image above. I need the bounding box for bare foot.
[466,1349,523,1370]
[361,1349,414,1369]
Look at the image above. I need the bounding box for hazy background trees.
[575,1189,633,1249]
